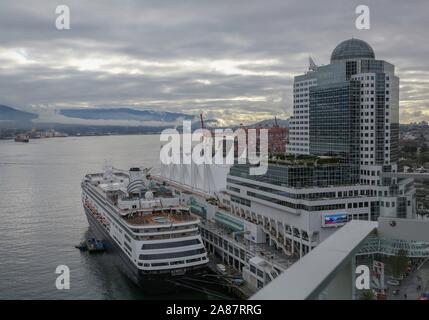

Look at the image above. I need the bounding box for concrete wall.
[317,261,353,300]
[378,217,429,242]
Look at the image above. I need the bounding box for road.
[387,258,429,300]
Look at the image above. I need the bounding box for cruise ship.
[81,167,209,290]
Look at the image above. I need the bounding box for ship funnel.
[127,168,145,195]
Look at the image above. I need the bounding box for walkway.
[387,258,429,300]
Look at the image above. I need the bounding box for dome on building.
[330,38,375,62]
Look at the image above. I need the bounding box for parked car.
[387,279,400,286]
[216,264,226,274]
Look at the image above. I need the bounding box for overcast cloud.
[0,0,428,125]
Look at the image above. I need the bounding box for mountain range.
[0,105,38,122]
[59,108,194,122]
[0,105,289,131]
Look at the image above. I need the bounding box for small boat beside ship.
[75,238,106,253]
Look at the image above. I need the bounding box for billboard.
[322,214,348,227]
[244,220,266,244]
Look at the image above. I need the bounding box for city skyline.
[0,1,428,126]
[1,1,428,303]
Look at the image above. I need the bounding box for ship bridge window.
[250,265,256,274]
[139,248,206,260]
[151,262,169,267]
[141,239,201,250]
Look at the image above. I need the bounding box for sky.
[0,0,428,125]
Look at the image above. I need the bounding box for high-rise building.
[287,38,411,218]
[224,39,416,258]
[288,38,399,164]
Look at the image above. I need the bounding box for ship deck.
[123,210,198,226]
[83,181,198,227]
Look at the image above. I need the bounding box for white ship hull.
[84,207,207,292]
[81,167,209,293]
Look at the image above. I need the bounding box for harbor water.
[0,135,230,299]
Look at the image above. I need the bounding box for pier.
[153,174,298,293]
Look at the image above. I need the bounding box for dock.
[206,254,255,299]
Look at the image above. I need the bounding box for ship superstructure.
[81,167,208,287]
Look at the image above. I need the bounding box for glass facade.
[309,81,361,167]
[360,59,384,73]
[229,162,357,188]
[213,211,244,232]
[374,72,386,164]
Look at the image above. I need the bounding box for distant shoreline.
[0,132,161,141]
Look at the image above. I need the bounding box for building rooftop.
[251,220,377,300]
[331,38,375,62]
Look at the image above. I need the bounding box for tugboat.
[75,238,106,253]
[86,238,106,253]
[14,134,29,143]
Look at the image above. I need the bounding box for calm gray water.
[0,135,216,299]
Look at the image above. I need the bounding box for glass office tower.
[225,39,416,258]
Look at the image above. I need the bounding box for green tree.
[387,249,409,278]
[360,289,375,300]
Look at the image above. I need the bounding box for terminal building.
[252,218,429,300]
